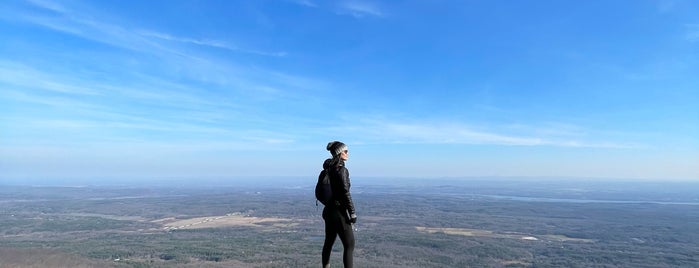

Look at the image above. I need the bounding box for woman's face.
[340,149,349,161]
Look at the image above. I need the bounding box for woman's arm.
[338,167,356,219]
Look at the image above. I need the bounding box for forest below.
[1,178,698,267]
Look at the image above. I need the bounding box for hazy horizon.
[3,175,699,187]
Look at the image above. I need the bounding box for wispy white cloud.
[25,0,66,13]
[0,62,99,95]
[686,24,699,42]
[138,31,234,49]
[0,61,219,111]
[13,0,285,59]
[2,110,299,148]
[289,0,384,18]
[288,0,317,8]
[137,30,287,57]
[338,1,384,18]
[11,11,162,56]
[333,117,639,148]
[380,122,542,146]
[0,51,330,133]
[656,0,677,13]
[0,58,308,150]
[3,1,327,101]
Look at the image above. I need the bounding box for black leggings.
[322,207,355,268]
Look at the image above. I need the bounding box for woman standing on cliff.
[321,141,357,268]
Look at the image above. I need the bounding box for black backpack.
[315,169,332,205]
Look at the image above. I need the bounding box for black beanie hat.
[327,141,348,157]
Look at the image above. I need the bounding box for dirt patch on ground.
[415,227,594,243]
[501,260,533,267]
[155,213,298,231]
[538,234,595,243]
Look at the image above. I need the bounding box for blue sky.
[1,0,697,181]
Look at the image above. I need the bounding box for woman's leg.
[322,216,338,266]
[337,221,355,268]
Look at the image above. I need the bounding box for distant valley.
[1,178,697,267]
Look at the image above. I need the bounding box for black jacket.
[323,158,356,216]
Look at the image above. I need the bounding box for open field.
[1,179,698,267]
[159,214,299,231]
[415,227,595,243]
